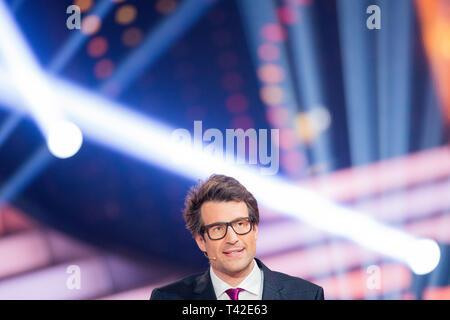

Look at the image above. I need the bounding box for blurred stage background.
[0,0,449,299]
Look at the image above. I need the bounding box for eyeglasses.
[201,217,253,240]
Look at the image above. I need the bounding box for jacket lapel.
[193,269,217,300]
[256,258,284,300]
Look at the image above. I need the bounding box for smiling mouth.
[223,248,245,257]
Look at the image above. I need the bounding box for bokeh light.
[87,36,108,57]
[295,0,314,6]
[257,64,285,83]
[155,0,178,15]
[296,112,318,144]
[74,0,93,13]
[431,21,450,60]
[310,106,332,132]
[260,85,284,105]
[122,27,143,47]
[94,58,115,79]
[266,106,290,127]
[278,128,299,150]
[47,121,83,159]
[260,23,287,42]
[281,149,306,175]
[294,107,332,144]
[257,43,281,62]
[81,15,102,35]
[226,93,249,114]
[115,4,137,25]
[277,6,300,25]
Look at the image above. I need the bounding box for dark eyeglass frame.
[200,217,253,240]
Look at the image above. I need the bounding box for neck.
[212,259,255,287]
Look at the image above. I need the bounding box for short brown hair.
[183,174,260,237]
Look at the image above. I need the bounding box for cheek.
[206,240,222,254]
[239,235,255,250]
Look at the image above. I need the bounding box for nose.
[225,224,239,243]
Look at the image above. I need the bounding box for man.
[150,174,324,300]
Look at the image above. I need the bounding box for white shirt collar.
[209,259,262,298]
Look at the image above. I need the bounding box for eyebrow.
[204,216,250,227]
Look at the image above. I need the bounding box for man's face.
[195,201,258,278]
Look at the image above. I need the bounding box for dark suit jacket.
[150,258,324,300]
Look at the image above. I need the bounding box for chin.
[224,257,252,272]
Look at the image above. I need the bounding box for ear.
[253,224,258,240]
[194,233,207,252]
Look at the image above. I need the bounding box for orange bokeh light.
[116,4,137,25]
[416,0,450,123]
[74,0,93,12]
